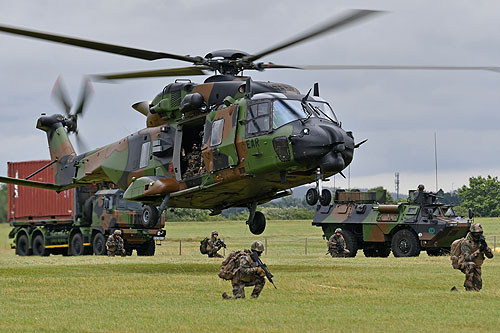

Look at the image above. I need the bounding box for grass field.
[1,218,499,332]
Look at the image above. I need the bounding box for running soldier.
[222,240,267,299]
[459,223,494,291]
[106,230,126,257]
[327,228,350,257]
[207,230,224,258]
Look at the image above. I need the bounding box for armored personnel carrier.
[312,189,470,257]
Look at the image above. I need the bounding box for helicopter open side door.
[202,104,239,172]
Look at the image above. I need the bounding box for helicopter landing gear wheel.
[246,202,266,235]
[248,211,266,235]
[319,189,332,206]
[306,188,319,206]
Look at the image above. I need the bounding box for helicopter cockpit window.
[210,118,225,147]
[308,101,339,124]
[247,102,271,135]
[272,100,308,129]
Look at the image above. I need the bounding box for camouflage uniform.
[328,228,350,257]
[207,230,224,258]
[106,230,126,257]
[459,224,493,291]
[223,241,266,299]
[183,144,205,178]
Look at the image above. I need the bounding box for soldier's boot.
[222,292,232,300]
[450,286,458,292]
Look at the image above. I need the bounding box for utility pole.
[434,132,438,192]
[395,172,400,200]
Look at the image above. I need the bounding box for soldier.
[206,230,224,258]
[106,230,126,257]
[222,240,267,299]
[327,228,350,257]
[459,223,494,291]
[183,143,204,178]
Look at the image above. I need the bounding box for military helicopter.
[0,9,497,235]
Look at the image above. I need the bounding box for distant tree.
[458,175,500,217]
[0,185,7,222]
[368,186,395,204]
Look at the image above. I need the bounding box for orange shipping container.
[7,160,74,221]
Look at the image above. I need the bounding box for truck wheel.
[342,230,358,257]
[32,234,49,256]
[70,234,85,256]
[16,234,31,256]
[391,229,421,257]
[137,240,155,256]
[141,205,159,228]
[306,188,319,206]
[93,233,107,255]
[319,189,332,206]
[249,211,266,235]
[83,198,93,222]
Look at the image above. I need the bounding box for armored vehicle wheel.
[32,234,50,256]
[249,211,266,235]
[70,233,85,256]
[342,229,358,257]
[137,240,155,256]
[141,205,159,228]
[16,234,31,256]
[83,198,93,222]
[391,229,421,257]
[319,189,332,206]
[306,188,319,206]
[93,233,106,255]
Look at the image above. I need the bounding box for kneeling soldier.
[327,228,350,257]
[222,240,267,299]
[106,230,126,257]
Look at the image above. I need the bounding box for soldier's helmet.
[335,228,342,234]
[251,240,265,253]
[417,184,425,191]
[114,230,122,236]
[470,223,483,233]
[211,230,218,237]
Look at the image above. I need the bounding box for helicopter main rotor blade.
[0,24,201,63]
[245,9,383,63]
[293,64,500,73]
[91,66,212,81]
[51,76,72,116]
[74,77,94,117]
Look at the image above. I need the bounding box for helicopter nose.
[290,119,350,173]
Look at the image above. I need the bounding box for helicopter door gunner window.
[246,102,271,136]
[139,142,151,168]
[210,119,225,147]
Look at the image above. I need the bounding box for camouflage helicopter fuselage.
[36,75,355,215]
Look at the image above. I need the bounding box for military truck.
[312,189,470,257]
[7,160,165,256]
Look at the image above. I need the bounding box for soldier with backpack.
[451,223,494,291]
[200,230,224,258]
[220,240,269,299]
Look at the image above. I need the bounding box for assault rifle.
[479,235,488,252]
[250,252,277,289]
[215,239,227,249]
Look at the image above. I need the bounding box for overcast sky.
[0,0,499,195]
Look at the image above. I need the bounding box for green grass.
[1,218,500,332]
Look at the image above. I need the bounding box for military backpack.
[450,237,465,269]
[218,250,246,280]
[200,237,209,254]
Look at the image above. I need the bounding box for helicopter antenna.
[434,132,438,192]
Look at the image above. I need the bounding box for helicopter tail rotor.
[51,76,93,153]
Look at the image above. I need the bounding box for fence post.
[265,238,268,255]
[494,236,497,252]
[179,240,182,256]
[305,238,308,255]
